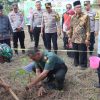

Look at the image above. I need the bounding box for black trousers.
[27,25,34,41]
[32,63,67,90]
[0,39,11,47]
[73,43,87,67]
[45,33,58,54]
[63,32,68,49]
[33,27,47,48]
[47,63,68,90]
[42,33,47,49]
[89,32,95,55]
[97,54,100,84]
[13,31,25,53]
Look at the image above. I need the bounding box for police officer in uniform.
[41,2,61,54]
[8,3,25,55]
[84,0,99,55]
[30,1,46,48]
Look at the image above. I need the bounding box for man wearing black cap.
[68,0,90,69]
[0,4,12,47]
[84,0,99,55]
[41,2,61,54]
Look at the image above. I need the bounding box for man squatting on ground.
[25,48,68,96]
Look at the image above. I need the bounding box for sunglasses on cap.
[46,7,51,9]
[84,3,90,6]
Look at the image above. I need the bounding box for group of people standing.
[63,0,99,69]
[0,0,99,69]
[0,0,100,69]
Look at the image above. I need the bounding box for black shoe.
[22,50,25,54]
[63,46,67,50]
[46,81,64,90]
[44,77,55,84]
[15,51,18,55]
[74,63,79,67]
[94,83,100,88]
[34,46,38,49]
[31,38,33,42]
[89,52,93,55]
[47,83,57,90]
[55,81,64,90]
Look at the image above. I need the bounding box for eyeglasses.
[14,7,18,9]
[84,4,88,6]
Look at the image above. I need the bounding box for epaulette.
[95,11,99,20]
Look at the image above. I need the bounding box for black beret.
[73,1,81,7]
[45,2,51,8]
[0,4,3,10]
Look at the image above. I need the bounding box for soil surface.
[0,26,100,100]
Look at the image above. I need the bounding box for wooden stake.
[0,77,19,100]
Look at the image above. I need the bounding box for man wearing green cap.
[84,0,99,55]
[25,48,67,95]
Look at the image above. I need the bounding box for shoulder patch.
[95,12,99,20]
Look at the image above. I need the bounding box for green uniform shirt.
[35,51,64,71]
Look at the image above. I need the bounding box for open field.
[0,23,100,100]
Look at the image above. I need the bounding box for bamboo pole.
[0,77,19,100]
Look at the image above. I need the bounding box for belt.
[36,25,42,28]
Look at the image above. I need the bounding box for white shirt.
[8,11,24,32]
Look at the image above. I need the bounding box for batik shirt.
[69,12,90,43]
